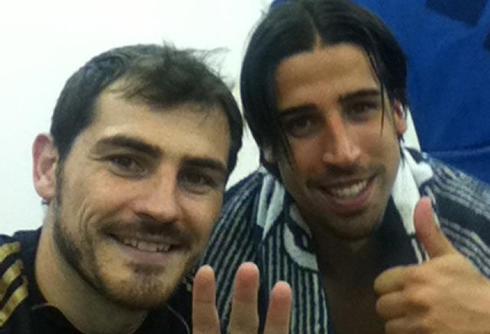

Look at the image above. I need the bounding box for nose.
[134,173,182,224]
[321,114,361,168]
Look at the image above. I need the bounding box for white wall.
[0,0,419,236]
[0,0,268,235]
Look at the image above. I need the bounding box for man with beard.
[0,44,292,334]
[200,0,490,333]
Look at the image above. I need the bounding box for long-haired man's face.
[272,43,406,241]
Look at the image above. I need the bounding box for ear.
[262,144,276,164]
[393,100,407,137]
[32,134,59,202]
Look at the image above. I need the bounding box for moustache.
[309,164,370,182]
[101,217,193,247]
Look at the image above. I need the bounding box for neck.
[313,230,386,334]
[35,210,148,334]
[312,228,383,287]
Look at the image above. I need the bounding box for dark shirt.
[0,229,191,334]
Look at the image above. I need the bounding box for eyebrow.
[95,135,228,176]
[278,105,317,119]
[94,135,162,158]
[278,88,382,119]
[183,158,228,178]
[339,88,381,104]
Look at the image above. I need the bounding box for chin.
[103,275,180,310]
[327,213,384,242]
[90,261,189,311]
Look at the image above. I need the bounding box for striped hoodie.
[199,147,490,333]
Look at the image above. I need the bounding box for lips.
[315,176,375,214]
[327,179,369,199]
[121,238,172,253]
[109,231,182,255]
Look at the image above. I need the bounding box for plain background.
[0,0,418,235]
[0,0,270,235]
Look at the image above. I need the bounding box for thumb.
[414,197,455,258]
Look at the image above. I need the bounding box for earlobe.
[33,134,58,202]
[393,101,407,136]
[262,145,276,164]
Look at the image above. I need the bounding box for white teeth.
[121,238,171,253]
[130,239,138,248]
[138,241,158,252]
[157,244,171,252]
[329,180,368,199]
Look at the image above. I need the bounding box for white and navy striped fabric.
[200,147,490,333]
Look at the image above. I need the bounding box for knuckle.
[228,321,258,334]
[403,288,432,310]
[193,324,217,333]
[404,266,422,283]
[416,316,436,334]
[375,297,388,317]
[384,321,397,334]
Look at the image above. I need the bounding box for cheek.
[86,174,141,213]
[288,140,324,175]
[182,195,223,238]
[61,178,135,237]
[355,122,399,156]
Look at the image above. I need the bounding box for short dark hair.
[51,44,243,175]
[240,0,407,176]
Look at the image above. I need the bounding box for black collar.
[14,228,191,334]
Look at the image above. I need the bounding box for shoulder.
[199,169,278,279]
[216,169,271,231]
[143,284,191,334]
[0,233,25,279]
[0,234,27,329]
[224,169,269,206]
[422,155,490,274]
[0,230,38,330]
[0,234,21,254]
[424,155,490,227]
[408,148,490,223]
[201,167,287,270]
[0,235,23,279]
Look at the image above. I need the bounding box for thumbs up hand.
[374,197,490,334]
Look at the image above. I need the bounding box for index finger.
[192,265,221,334]
[374,266,406,295]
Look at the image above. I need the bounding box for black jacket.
[0,229,191,334]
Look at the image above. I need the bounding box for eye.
[347,101,380,118]
[282,115,321,139]
[179,170,220,194]
[108,155,146,176]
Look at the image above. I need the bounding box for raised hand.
[374,197,490,334]
[193,263,291,334]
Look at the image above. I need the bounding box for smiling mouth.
[108,232,181,254]
[121,238,172,253]
[326,178,371,199]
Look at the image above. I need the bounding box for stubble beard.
[51,167,191,311]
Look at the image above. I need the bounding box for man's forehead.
[275,44,381,109]
[93,88,222,123]
[73,90,230,163]
[277,43,375,79]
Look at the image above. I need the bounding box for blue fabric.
[426,0,488,26]
[350,0,490,184]
[270,0,291,8]
[269,0,490,184]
